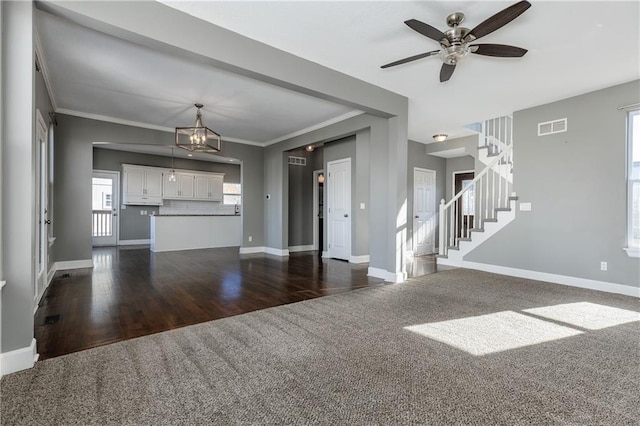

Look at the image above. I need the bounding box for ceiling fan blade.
[440,63,456,82]
[405,19,447,44]
[381,50,440,69]
[464,1,531,42]
[471,44,528,57]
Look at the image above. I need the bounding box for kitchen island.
[150,215,241,252]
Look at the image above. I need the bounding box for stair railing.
[480,116,512,154]
[438,144,514,257]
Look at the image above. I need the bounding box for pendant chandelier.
[175,103,221,153]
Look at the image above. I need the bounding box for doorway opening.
[453,171,475,239]
[313,170,325,253]
[92,170,119,246]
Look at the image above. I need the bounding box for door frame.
[326,158,351,261]
[35,110,49,305]
[92,170,120,247]
[312,169,324,251]
[413,167,436,255]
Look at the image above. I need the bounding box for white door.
[35,110,49,303]
[92,171,119,246]
[413,168,436,255]
[327,158,351,260]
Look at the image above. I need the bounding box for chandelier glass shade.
[175,104,221,153]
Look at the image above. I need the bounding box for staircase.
[437,116,516,266]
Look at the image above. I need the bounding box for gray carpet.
[2,269,639,425]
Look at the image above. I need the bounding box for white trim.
[55,109,263,147]
[0,339,38,377]
[322,251,330,258]
[55,259,94,271]
[47,267,55,287]
[367,267,407,283]
[238,246,290,256]
[312,169,324,251]
[239,246,266,255]
[264,111,364,146]
[34,28,58,110]
[349,255,370,264]
[264,247,290,257]
[461,261,640,298]
[623,247,640,258]
[118,239,151,246]
[288,245,315,253]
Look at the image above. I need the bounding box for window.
[627,109,640,257]
[223,182,241,205]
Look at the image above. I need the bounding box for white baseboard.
[0,338,38,377]
[264,247,290,257]
[368,267,407,283]
[239,246,265,255]
[322,251,330,258]
[118,239,150,246]
[288,245,315,253]
[238,246,290,256]
[350,255,370,264]
[47,267,56,286]
[462,261,640,298]
[54,259,93,271]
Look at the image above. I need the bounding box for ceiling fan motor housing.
[441,26,472,65]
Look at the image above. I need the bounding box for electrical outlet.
[600,261,607,271]
[248,236,252,242]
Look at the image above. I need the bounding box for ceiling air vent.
[288,156,307,166]
[538,118,567,136]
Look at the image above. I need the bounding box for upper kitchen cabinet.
[163,172,195,200]
[194,173,224,201]
[122,165,163,205]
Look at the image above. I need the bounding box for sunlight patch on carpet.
[405,311,583,356]
[523,302,640,330]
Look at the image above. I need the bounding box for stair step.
[495,207,511,212]
[509,196,519,201]
[458,238,472,242]
[483,218,498,223]
[470,228,484,232]
[436,254,448,259]
[447,245,460,251]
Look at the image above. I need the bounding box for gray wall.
[467,80,640,288]
[93,148,241,241]
[1,0,36,353]
[287,147,322,247]
[407,141,446,252]
[54,114,264,263]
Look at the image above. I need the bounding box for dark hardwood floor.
[35,247,439,360]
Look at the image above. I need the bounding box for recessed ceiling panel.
[36,10,356,144]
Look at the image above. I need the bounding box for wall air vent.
[538,118,567,136]
[288,156,307,166]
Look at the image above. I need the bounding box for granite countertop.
[154,214,240,217]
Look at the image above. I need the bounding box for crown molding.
[263,110,364,146]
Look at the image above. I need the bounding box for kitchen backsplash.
[159,200,238,215]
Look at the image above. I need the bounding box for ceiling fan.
[381,0,531,82]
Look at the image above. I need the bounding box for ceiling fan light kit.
[175,103,222,153]
[381,0,531,82]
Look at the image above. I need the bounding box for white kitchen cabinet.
[163,172,194,200]
[193,173,224,201]
[122,165,163,205]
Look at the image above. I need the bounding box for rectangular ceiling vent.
[538,118,567,136]
[288,156,307,166]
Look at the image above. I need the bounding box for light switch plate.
[519,203,532,211]
[360,203,365,210]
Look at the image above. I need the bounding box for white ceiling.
[37,1,640,147]
[36,9,358,146]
